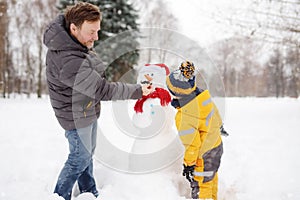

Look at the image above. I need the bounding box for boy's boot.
[190,179,200,199]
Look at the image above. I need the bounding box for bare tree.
[201,0,300,97]
[208,36,263,96]
[285,46,300,97]
[12,1,35,97]
[9,0,58,98]
[0,0,9,97]
[265,48,285,97]
[133,0,179,65]
[29,0,58,98]
[214,0,300,48]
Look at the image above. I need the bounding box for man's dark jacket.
[43,15,142,130]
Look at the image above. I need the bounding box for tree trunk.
[0,0,8,98]
[37,34,43,98]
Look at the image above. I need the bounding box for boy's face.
[70,20,101,49]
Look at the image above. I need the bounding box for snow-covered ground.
[0,96,300,200]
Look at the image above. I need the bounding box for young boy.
[166,61,224,200]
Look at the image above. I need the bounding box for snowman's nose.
[144,74,153,82]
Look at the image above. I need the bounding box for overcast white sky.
[165,0,251,46]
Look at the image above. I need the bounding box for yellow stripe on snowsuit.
[166,76,196,95]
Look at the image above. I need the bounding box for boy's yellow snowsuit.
[175,89,223,200]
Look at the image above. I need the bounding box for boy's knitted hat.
[166,61,196,97]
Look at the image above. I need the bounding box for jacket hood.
[43,14,87,52]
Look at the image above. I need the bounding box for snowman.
[128,63,184,173]
[133,63,171,130]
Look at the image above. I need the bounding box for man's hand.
[141,83,154,96]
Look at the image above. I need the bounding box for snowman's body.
[132,97,176,153]
[128,64,184,173]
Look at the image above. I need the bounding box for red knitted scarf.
[134,87,171,113]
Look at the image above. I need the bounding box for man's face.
[71,20,101,49]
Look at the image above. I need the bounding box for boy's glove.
[182,164,195,183]
[220,124,229,137]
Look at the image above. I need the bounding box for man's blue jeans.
[54,121,98,200]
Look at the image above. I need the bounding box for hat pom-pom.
[179,61,195,79]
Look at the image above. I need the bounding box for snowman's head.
[137,64,170,89]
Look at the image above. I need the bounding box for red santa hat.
[144,63,170,76]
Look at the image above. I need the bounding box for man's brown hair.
[65,2,101,29]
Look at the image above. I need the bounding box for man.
[43,2,151,200]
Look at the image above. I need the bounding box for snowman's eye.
[151,73,154,76]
